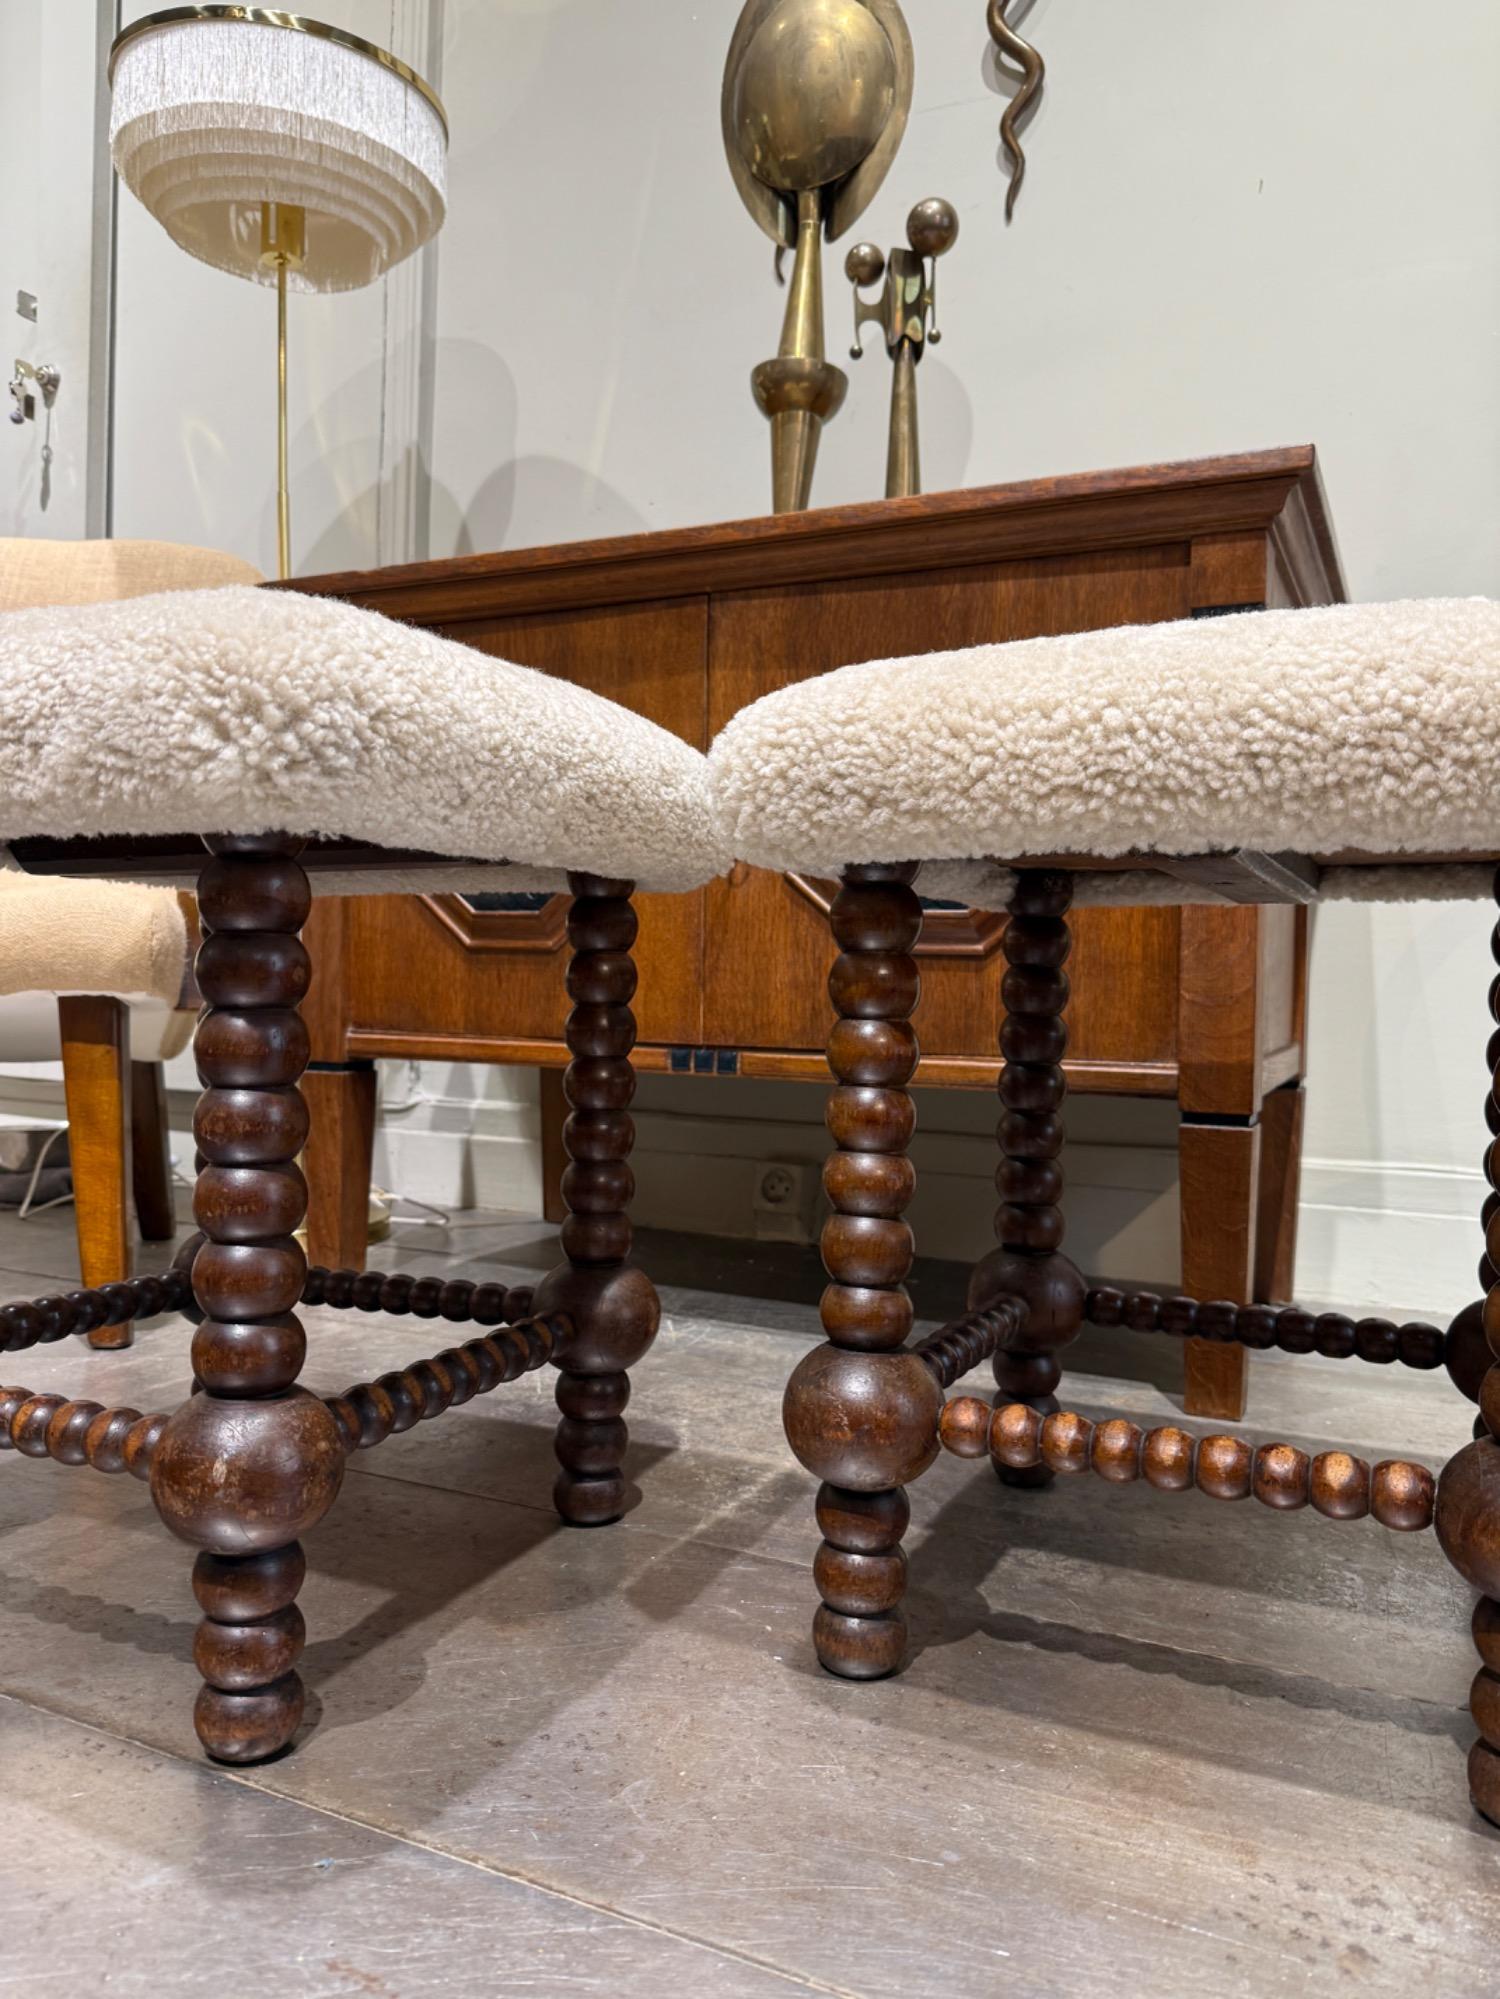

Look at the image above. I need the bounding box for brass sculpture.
[723,0,913,512]
[845,197,959,499]
[987,0,1044,220]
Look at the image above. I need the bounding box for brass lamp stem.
[276,254,289,582]
[260,202,305,582]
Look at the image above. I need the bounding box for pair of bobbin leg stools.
[1,582,1498,1829]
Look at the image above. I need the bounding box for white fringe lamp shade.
[109,9,447,292]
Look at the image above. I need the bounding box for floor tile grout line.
[0,1690,867,1999]
[339,1452,816,1568]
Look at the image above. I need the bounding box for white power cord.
[15,1127,70,1219]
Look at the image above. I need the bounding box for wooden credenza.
[287,447,1342,1419]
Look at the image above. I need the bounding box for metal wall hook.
[9,358,59,423]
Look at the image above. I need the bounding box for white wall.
[1,0,110,539]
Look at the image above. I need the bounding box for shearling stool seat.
[0,583,725,1764]
[708,594,1500,1826]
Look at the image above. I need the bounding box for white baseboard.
[1293,1159,1483,1320]
[0,1060,1479,1321]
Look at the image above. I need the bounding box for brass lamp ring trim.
[108,5,449,138]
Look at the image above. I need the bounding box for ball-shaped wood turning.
[151,1387,345,1554]
[1436,1436,1500,1598]
[784,1342,941,1492]
[532,1261,658,1376]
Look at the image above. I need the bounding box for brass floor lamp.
[108,6,448,581]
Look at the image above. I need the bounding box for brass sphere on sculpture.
[906,196,959,258]
[844,240,886,286]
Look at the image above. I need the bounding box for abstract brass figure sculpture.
[987,0,1045,219]
[845,197,959,498]
[723,0,913,511]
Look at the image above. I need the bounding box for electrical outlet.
[752,1161,813,1243]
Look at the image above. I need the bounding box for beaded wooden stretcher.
[0,832,658,1764]
[780,858,1500,1829]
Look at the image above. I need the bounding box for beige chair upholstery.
[0,536,261,611]
[707,597,1500,906]
[0,867,186,1005]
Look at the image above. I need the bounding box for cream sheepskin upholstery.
[0,586,725,894]
[708,598,1500,907]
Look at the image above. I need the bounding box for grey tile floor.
[0,1201,1495,1997]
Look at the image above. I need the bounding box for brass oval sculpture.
[732,0,897,195]
[722,0,914,511]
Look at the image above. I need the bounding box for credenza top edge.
[278,446,1345,621]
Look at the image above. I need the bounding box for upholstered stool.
[708,594,1500,1825]
[0,582,724,1764]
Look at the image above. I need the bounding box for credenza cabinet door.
[702,549,1191,1074]
[344,597,710,1050]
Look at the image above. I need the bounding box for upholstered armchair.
[0,537,260,1343]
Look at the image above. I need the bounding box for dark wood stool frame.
[784,857,1500,1827]
[0,832,658,1763]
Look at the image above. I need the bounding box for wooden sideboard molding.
[342,1025,1180,1097]
[277,446,1346,625]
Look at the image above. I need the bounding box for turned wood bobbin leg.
[784,864,940,1680]
[1435,866,1500,1828]
[148,834,343,1764]
[970,869,1085,1486]
[533,876,659,1527]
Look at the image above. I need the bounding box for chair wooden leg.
[783,864,939,1680]
[131,1059,176,1242]
[58,994,135,1350]
[1435,873,1500,1827]
[534,877,659,1527]
[1180,1119,1262,1421]
[301,1062,376,1269]
[148,834,343,1764]
[972,870,1086,1486]
[1253,1080,1305,1305]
